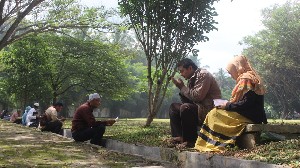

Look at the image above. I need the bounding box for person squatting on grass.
[194,55,267,152]
[71,93,116,146]
[169,58,221,148]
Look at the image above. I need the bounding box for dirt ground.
[0,120,174,168]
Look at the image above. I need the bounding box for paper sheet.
[213,99,228,106]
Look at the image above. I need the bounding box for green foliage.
[0,36,53,107]
[118,0,219,124]
[213,68,235,100]
[242,1,300,118]
[0,33,136,108]
[0,0,117,50]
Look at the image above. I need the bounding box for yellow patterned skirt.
[194,108,252,152]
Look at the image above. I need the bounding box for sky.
[80,0,287,73]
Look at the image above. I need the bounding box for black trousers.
[169,103,199,143]
[72,124,106,146]
[13,118,22,124]
[42,120,63,134]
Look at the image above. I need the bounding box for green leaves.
[0,33,136,107]
[242,1,300,118]
[119,0,219,125]
[0,0,118,50]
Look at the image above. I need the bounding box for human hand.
[216,103,227,110]
[171,77,184,89]
[105,120,116,126]
[60,117,66,122]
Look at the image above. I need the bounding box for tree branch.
[0,0,45,49]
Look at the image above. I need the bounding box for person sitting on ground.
[0,109,9,120]
[22,106,31,126]
[194,55,267,152]
[10,109,22,124]
[71,93,116,146]
[40,102,65,135]
[26,103,40,127]
[169,58,221,148]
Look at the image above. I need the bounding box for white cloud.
[196,0,287,73]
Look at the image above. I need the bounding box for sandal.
[164,137,183,147]
[166,137,183,144]
[176,141,195,150]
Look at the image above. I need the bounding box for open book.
[213,99,228,106]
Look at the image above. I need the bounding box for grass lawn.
[63,118,300,167]
[64,118,172,147]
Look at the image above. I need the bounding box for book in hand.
[213,99,228,106]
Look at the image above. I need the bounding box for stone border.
[105,139,291,168]
[63,129,291,168]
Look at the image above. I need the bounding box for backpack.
[39,113,50,127]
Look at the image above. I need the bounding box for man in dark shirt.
[71,93,116,146]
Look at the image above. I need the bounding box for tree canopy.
[242,0,300,118]
[119,0,218,125]
[0,33,135,108]
[0,0,116,50]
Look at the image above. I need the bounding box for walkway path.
[0,120,292,168]
[0,120,175,168]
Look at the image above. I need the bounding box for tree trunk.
[145,113,154,127]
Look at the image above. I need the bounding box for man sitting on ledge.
[71,93,116,146]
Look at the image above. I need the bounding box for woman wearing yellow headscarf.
[194,55,267,152]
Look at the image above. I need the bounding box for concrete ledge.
[62,129,291,168]
[105,139,291,168]
[245,124,300,134]
[105,139,178,162]
[238,124,300,149]
[181,152,290,168]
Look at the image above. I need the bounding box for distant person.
[194,55,267,152]
[10,109,22,124]
[26,103,40,127]
[71,93,116,146]
[0,109,9,120]
[169,58,221,148]
[22,106,31,126]
[40,102,65,134]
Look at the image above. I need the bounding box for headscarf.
[22,106,32,126]
[226,55,265,102]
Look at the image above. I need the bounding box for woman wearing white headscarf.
[194,55,267,152]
